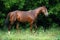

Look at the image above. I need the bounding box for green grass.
[0,27,60,40]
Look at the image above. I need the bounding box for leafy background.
[0,0,60,31]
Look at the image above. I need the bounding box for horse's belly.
[17,16,28,22]
[20,18,28,22]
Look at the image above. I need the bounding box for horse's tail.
[5,13,10,26]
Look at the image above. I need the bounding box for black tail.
[5,14,10,26]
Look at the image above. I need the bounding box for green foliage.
[0,0,60,28]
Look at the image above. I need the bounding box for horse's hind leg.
[8,24,11,34]
[30,21,33,32]
[34,23,37,31]
[8,22,13,34]
[16,22,19,32]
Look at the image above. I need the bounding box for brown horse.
[5,6,48,34]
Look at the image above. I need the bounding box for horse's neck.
[35,7,41,13]
[34,7,42,17]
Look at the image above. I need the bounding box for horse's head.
[41,6,48,17]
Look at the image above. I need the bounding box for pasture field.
[0,27,60,40]
[0,23,60,40]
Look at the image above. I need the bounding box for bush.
[0,0,60,29]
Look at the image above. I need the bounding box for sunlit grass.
[0,27,60,40]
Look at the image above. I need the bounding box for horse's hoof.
[8,31,10,35]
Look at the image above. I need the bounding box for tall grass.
[0,23,60,40]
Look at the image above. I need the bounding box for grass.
[0,27,60,40]
[0,23,60,40]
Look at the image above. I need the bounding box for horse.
[5,6,48,34]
